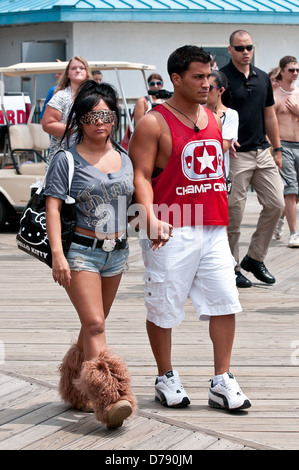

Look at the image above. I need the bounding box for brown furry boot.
[76,347,137,429]
[58,343,93,412]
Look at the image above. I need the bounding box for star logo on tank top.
[196,147,216,172]
[182,139,224,181]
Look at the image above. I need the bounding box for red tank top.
[152,104,228,227]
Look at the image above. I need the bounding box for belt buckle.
[101,239,116,252]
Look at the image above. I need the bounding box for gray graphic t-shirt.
[46,87,75,165]
[44,146,134,234]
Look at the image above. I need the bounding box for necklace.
[166,102,200,132]
[279,86,295,95]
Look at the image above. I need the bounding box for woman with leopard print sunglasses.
[44,80,136,430]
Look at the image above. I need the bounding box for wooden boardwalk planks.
[0,191,299,450]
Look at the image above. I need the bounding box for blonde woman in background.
[42,56,92,166]
[268,67,281,91]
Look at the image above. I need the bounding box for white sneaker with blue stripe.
[209,372,251,410]
[155,370,190,408]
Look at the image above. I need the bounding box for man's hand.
[274,150,282,169]
[285,97,299,117]
[148,218,173,250]
[229,140,240,158]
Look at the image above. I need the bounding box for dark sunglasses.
[288,68,299,73]
[148,81,163,87]
[231,44,254,52]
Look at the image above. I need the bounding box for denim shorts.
[67,233,129,277]
[280,140,299,196]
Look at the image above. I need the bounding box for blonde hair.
[55,56,92,92]
[268,67,279,79]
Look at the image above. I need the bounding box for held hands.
[148,218,173,250]
[52,254,72,288]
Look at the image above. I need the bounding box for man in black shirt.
[221,30,284,288]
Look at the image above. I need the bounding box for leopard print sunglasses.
[80,109,116,125]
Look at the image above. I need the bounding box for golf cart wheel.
[0,197,9,231]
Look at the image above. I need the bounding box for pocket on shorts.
[69,242,91,253]
[143,270,166,310]
[143,270,165,284]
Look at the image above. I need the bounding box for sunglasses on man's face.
[148,81,163,87]
[288,68,299,73]
[231,44,254,52]
[80,109,116,125]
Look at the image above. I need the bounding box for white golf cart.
[0,60,155,230]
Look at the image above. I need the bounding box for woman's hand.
[148,218,173,250]
[46,196,71,288]
[51,253,72,288]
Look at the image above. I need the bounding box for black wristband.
[274,147,283,152]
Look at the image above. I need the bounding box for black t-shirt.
[220,60,274,152]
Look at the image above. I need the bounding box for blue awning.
[0,0,298,25]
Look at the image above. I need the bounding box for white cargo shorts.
[139,225,241,328]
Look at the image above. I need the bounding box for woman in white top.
[205,70,239,183]
[42,56,92,165]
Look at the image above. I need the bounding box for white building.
[0,1,298,102]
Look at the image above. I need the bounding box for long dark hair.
[62,79,120,145]
[210,70,233,108]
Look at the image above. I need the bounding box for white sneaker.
[155,370,190,408]
[208,372,251,411]
[288,233,299,248]
[274,217,285,240]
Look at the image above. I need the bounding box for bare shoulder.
[129,108,171,170]
[135,96,147,109]
[134,108,166,135]
[129,111,161,160]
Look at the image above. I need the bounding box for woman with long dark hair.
[44,80,136,429]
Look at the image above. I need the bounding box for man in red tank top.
[129,45,251,412]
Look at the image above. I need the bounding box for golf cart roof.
[0,60,156,128]
[0,61,156,77]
